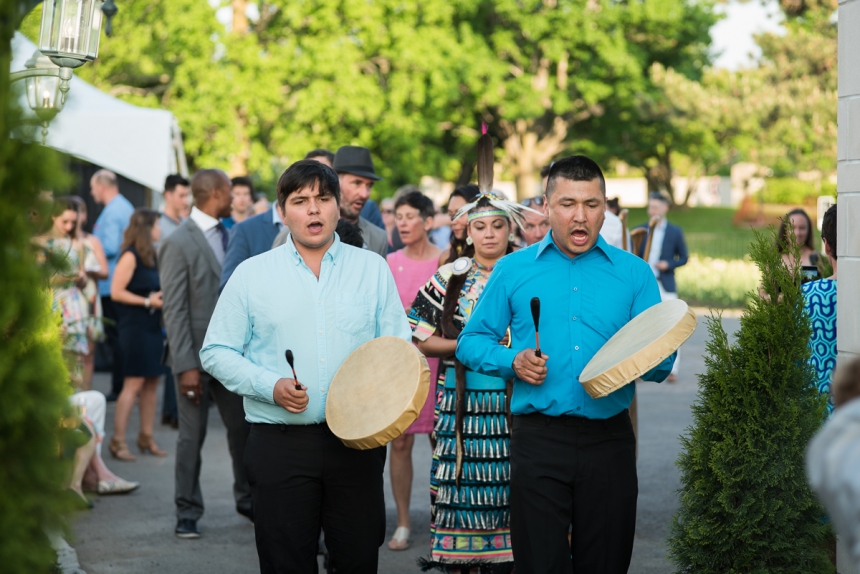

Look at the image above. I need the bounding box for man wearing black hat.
[332,146,388,258]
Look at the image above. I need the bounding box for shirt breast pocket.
[335,295,375,337]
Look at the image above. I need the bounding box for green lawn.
[624,207,757,260]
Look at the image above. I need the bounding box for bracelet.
[144,297,151,309]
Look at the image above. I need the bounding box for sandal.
[109,437,136,461]
[137,433,167,457]
[387,526,411,551]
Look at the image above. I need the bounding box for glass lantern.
[38,0,104,68]
[25,51,68,122]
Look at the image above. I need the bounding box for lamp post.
[9,0,116,142]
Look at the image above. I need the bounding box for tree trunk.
[232,0,248,34]
[500,116,568,200]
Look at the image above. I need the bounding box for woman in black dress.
[109,208,166,461]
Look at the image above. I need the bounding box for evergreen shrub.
[0,22,78,572]
[668,226,832,573]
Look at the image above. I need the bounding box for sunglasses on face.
[521,196,545,208]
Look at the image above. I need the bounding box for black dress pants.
[244,422,386,574]
[100,296,124,395]
[510,411,638,574]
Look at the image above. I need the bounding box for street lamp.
[9,0,117,142]
[38,0,104,68]
[18,50,69,143]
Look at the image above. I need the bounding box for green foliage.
[676,256,759,308]
[758,177,837,205]
[1,10,79,571]
[21,0,717,197]
[668,227,832,572]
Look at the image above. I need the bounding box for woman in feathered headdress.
[408,133,542,572]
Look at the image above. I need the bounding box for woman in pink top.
[386,191,442,551]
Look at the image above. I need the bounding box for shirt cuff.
[494,346,519,380]
[253,371,281,405]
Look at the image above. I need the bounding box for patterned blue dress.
[802,278,837,414]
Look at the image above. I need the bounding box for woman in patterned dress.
[70,196,109,390]
[34,197,90,386]
[802,204,837,414]
[411,195,516,573]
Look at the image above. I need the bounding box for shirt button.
[320,358,325,363]
[574,346,580,351]
[572,316,577,321]
[317,300,322,305]
[576,406,581,411]
[573,287,578,291]
[318,330,323,335]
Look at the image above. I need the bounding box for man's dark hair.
[607,197,620,210]
[276,160,340,209]
[539,163,553,179]
[164,174,189,193]
[649,192,670,206]
[231,176,256,200]
[821,204,836,260]
[305,149,335,164]
[335,220,364,248]
[394,190,435,221]
[545,155,606,197]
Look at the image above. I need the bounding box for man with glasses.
[520,195,550,246]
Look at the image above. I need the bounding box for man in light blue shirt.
[457,155,675,573]
[200,160,409,573]
[91,169,134,400]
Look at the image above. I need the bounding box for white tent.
[10,32,187,195]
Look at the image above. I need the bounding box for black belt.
[515,410,629,429]
[250,421,329,433]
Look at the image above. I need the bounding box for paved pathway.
[71,314,738,573]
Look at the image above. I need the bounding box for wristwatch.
[144,297,151,309]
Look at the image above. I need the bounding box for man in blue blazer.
[635,192,688,380]
[220,203,283,291]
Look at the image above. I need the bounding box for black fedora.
[332,146,383,181]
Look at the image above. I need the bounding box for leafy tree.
[744,0,837,177]
[668,227,832,573]
[1,3,79,571]
[459,0,718,198]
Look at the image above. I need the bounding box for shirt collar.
[284,232,342,266]
[271,203,282,227]
[535,229,617,265]
[190,206,220,232]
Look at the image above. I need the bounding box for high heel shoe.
[137,433,167,457]
[109,437,136,461]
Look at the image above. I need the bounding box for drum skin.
[579,300,697,399]
[326,336,431,450]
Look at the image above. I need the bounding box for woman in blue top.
[802,204,837,414]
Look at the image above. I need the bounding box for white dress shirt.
[190,206,226,265]
[647,218,668,277]
[599,210,625,250]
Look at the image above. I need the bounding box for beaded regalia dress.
[409,257,514,573]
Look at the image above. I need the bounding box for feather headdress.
[453,127,544,231]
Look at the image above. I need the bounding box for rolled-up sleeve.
[456,263,518,380]
[200,267,281,404]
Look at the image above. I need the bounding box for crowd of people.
[36,144,849,574]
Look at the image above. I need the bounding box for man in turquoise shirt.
[457,155,675,573]
[200,160,409,573]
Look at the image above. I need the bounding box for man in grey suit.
[332,146,388,258]
[159,169,252,539]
